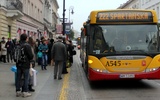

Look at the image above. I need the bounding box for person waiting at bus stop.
[67,40,74,67]
[15,34,33,97]
[51,36,67,80]
[38,38,48,70]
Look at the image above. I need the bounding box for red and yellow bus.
[80,9,160,81]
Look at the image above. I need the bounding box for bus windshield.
[91,25,159,54]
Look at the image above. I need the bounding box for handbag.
[72,50,76,55]
[66,60,71,67]
[37,51,42,58]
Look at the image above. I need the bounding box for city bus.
[80,9,160,81]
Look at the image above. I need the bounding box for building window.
[8,25,11,38]
[28,1,30,15]
[38,9,40,20]
[157,6,159,21]
[35,6,37,19]
[32,3,33,16]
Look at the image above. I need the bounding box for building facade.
[0,0,59,41]
[118,0,160,22]
[0,0,23,40]
[17,0,44,40]
[51,0,59,40]
[43,0,59,39]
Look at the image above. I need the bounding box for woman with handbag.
[67,40,74,67]
[28,37,36,92]
[38,39,48,70]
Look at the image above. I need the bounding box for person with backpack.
[15,34,33,98]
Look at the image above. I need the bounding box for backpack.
[13,43,27,63]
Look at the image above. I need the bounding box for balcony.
[6,0,24,19]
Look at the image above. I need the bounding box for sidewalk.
[0,52,86,100]
[0,62,62,100]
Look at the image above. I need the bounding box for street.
[1,50,160,100]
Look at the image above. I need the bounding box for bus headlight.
[93,68,109,73]
[88,60,93,64]
[145,68,159,72]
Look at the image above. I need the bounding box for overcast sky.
[57,0,128,32]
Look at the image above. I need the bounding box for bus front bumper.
[88,68,160,81]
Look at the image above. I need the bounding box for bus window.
[91,24,158,53]
[92,26,109,54]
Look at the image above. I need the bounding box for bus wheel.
[84,62,88,76]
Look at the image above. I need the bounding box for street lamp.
[62,0,66,35]
[69,6,74,24]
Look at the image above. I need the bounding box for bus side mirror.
[84,24,90,36]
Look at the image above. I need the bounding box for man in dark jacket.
[48,39,54,65]
[51,36,67,80]
[16,34,33,97]
[5,38,14,63]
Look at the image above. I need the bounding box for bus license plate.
[119,74,135,78]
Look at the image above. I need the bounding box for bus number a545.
[106,61,121,66]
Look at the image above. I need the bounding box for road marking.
[59,68,70,100]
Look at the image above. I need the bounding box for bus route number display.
[96,11,153,22]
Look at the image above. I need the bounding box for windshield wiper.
[120,50,152,56]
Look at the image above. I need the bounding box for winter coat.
[38,43,48,54]
[1,43,7,55]
[5,41,14,52]
[51,41,67,61]
[16,41,34,69]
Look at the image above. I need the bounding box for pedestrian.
[48,39,54,65]
[2,37,5,42]
[37,40,42,65]
[15,34,33,97]
[35,39,40,63]
[62,38,68,74]
[67,40,74,67]
[28,37,36,92]
[38,38,48,70]
[51,36,67,80]
[5,38,14,63]
[1,40,7,63]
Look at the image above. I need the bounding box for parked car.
[72,40,77,47]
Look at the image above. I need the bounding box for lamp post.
[62,0,66,35]
[69,6,74,24]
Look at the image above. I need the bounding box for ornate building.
[43,0,59,39]
[118,0,160,22]
[0,0,59,41]
[17,0,44,40]
[0,0,23,40]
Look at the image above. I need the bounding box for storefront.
[16,20,44,40]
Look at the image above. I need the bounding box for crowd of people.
[0,34,75,98]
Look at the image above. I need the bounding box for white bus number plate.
[119,74,135,78]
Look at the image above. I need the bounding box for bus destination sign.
[96,11,153,23]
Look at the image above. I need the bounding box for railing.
[6,0,23,12]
